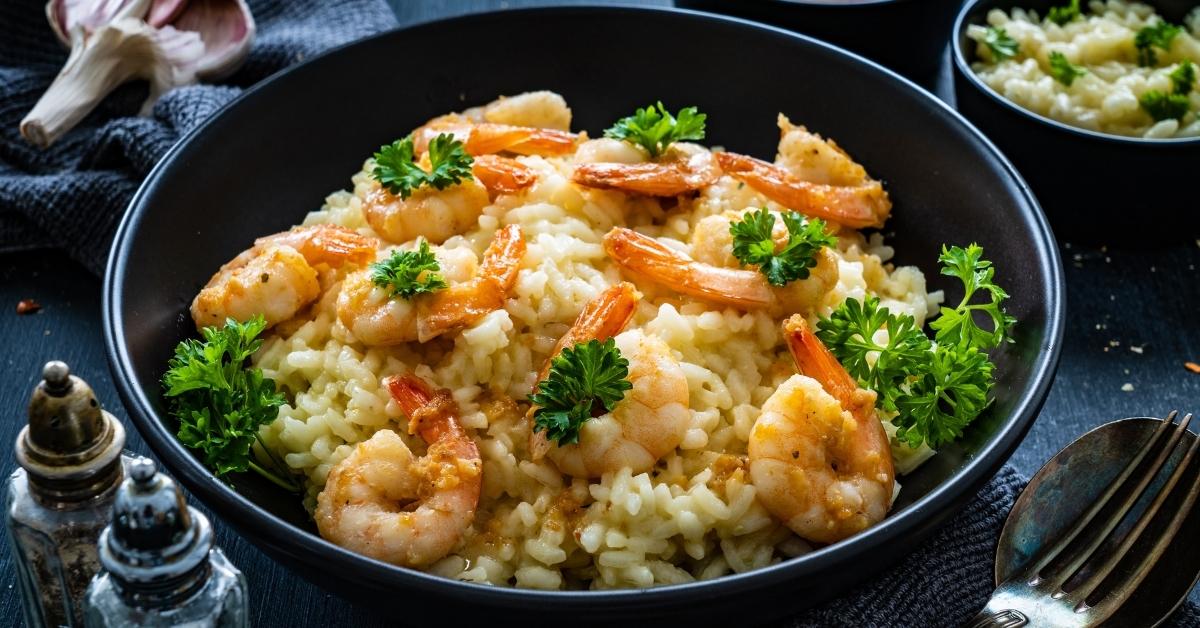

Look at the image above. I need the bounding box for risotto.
[169,91,1016,590]
[968,1,1200,138]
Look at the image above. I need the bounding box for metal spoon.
[969,413,1200,627]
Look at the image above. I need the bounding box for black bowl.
[953,0,1200,243]
[675,0,965,83]
[104,6,1063,625]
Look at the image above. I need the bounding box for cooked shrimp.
[572,142,720,196]
[602,226,838,314]
[748,315,895,544]
[413,114,579,157]
[467,90,573,131]
[337,225,526,344]
[315,374,482,568]
[190,225,377,330]
[525,283,689,478]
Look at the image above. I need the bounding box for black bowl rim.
[103,4,1065,607]
[952,0,1200,146]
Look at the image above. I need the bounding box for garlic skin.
[20,0,254,149]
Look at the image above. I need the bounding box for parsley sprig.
[370,239,448,298]
[1140,60,1195,122]
[1134,21,1182,67]
[984,27,1020,61]
[1048,51,1087,86]
[372,133,474,199]
[603,102,706,158]
[1047,0,1081,26]
[816,244,1014,449]
[528,338,633,445]
[729,209,836,287]
[162,316,300,492]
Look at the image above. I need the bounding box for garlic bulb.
[20,0,254,148]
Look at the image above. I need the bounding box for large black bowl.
[953,0,1200,242]
[104,6,1063,625]
[675,0,965,83]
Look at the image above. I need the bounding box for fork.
[967,411,1200,627]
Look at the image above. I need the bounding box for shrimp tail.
[468,123,579,156]
[603,227,775,309]
[714,152,890,230]
[257,225,378,268]
[782,315,862,407]
[541,282,640,380]
[417,225,526,342]
[472,154,537,196]
[386,373,464,445]
[572,162,695,196]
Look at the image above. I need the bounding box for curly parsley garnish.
[1047,0,1081,26]
[729,209,836,287]
[603,102,706,158]
[1139,61,1196,122]
[1134,21,1181,67]
[817,244,1013,449]
[370,239,447,298]
[984,27,1020,61]
[371,133,474,198]
[528,338,632,445]
[1048,51,1087,86]
[162,316,300,492]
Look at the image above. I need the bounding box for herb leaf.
[1170,60,1196,95]
[984,27,1020,61]
[162,316,299,492]
[1049,51,1087,86]
[1134,21,1181,67]
[370,240,448,299]
[529,338,632,445]
[929,244,1015,350]
[894,345,994,448]
[372,134,474,199]
[603,102,706,158]
[729,209,836,287]
[1047,0,1081,26]
[1140,90,1190,121]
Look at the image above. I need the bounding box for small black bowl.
[953,0,1200,242]
[675,0,965,84]
[104,6,1063,625]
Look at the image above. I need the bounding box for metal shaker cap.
[16,361,126,498]
[98,459,213,587]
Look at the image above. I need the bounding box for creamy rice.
[968,1,1200,138]
[251,134,938,589]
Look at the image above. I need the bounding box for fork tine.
[1038,413,1192,592]
[1068,414,1199,608]
[1014,412,1178,586]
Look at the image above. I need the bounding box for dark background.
[2,1,1198,625]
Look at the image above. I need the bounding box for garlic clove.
[48,0,153,46]
[170,0,254,80]
[147,0,189,27]
[20,18,203,148]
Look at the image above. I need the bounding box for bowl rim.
[952,0,1200,146]
[103,3,1065,607]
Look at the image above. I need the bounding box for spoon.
[980,415,1200,627]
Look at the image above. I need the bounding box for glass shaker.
[83,458,248,627]
[5,361,134,627]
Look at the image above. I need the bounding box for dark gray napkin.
[0,0,399,273]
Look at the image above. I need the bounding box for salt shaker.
[82,459,248,627]
[4,361,134,627]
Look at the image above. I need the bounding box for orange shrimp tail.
[572,162,691,197]
[782,315,863,412]
[466,123,578,156]
[259,225,377,268]
[385,374,464,445]
[472,155,537,196]
[417,225,526,342]
[540,282,640,380]
[714,152,889,230]
[478,224,527,287]
[602,227,774,309]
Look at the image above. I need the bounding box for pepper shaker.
[4,361,134,627]
[83,459,248,627]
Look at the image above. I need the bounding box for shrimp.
[527,283,690,478]
[466,90,573,131]
[572,142,721,196]
[190,225,377,330]
[748,315,895,544]
[602,225,838,314]
[413,115,579,157]
[315,374,482,568]
[336,224,526,344]
[362,154,535,245]
[714,116,891,229]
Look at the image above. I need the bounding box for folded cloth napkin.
[0,0,399,274]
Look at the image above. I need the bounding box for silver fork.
[968,411,1200,627]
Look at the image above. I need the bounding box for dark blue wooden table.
[2,1,1198,625]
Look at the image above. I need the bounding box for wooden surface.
[2,0,1198,625]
